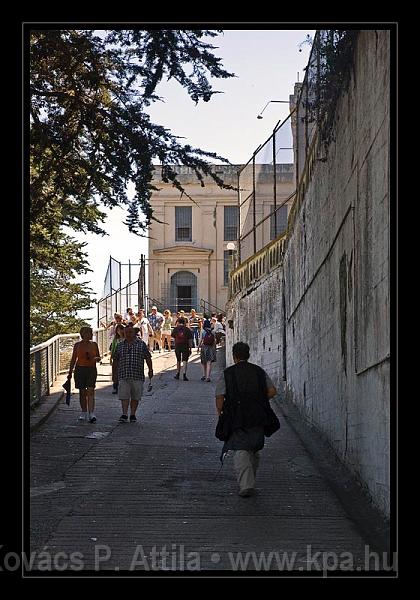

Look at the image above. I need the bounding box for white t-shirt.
[136,317,150,343]
[213,322,225,334]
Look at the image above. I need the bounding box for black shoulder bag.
[263,405,281,436]
[215,409,232,441]
[215,369,236,442]
[254,366,280,437]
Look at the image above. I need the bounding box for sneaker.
[119,414,128,423]
[206,378,211,382]
[129,415,137,423]
[238,488,254,498]
[78,412,87,421]
[174,373,180,380]
[200,376,206,381]
[183,374,189,381]
[88,414,97,424]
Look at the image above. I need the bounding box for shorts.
[74,366,97,389]
[118,379,144,401]
[175,345,191,362]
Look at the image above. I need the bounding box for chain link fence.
[98,255,146,326]
[103,256,142,298]
[97,279,145,327]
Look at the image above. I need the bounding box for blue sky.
[73,29,315,324]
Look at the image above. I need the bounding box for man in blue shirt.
[148,306,164,353]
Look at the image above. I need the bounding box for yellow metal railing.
[229,232,288,298]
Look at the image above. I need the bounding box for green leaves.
[30,29,235,235]
[30,29,235,344]
[303,30,359,149]
[30,275,94,346]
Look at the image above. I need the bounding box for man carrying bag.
[215,342,280,497]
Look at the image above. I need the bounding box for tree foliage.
[30,29,235,343]
[30,232,94,345]
[301,30,359,150]
[30,29,235,235]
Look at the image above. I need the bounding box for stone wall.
[226,30,390,517]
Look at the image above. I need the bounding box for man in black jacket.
[215,342,278,497]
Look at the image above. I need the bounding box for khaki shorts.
[118,379,144,401]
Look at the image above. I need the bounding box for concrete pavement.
[29,349,392,574]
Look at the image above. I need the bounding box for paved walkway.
[30,350,378,573]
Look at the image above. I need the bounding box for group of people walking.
[103,307,226,386]
[70,308,226,423]
[101,307,225,353]
[66,316,278,498]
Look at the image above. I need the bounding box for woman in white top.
[212,317,226,346]
[100,313,124,342]
[135,309,152,346]
[161,309,173,351]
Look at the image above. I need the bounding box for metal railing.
[148,297,200,315]
[200,299,226,317]
[229,233,288,298]
[237,111,296,265]
[29,328,109,408]
[231,30,346,298]
[103,255,143,298]
[99,288,204,323]
[147,297,166,313]
[168,297,199,314]
[97,279,143,327]
[98,254,146,327]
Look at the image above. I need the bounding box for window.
[224,250,236,286]
[175,206,192,241]
[270,205,288,240]
[224,206,239,241]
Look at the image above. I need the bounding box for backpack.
[174,327,187,345]
[203,330,215,346]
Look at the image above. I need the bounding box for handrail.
[30,333,82,354]
[200,299,225,316]
[30,328,109,409]
[229,232,287,299]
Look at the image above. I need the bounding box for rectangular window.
[224,206,239,241]
[175,206,192,241]
[224,250,236,286]
[270,205,288,240]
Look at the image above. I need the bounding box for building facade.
[148,164,294,314]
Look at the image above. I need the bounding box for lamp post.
[226,241,237,269]
[257,100,289,119]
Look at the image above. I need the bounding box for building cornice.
[152,245,214,257]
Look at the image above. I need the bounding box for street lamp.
[257,100,289,119]
[226,242,237,270]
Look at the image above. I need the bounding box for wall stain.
[339,252,348,376]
